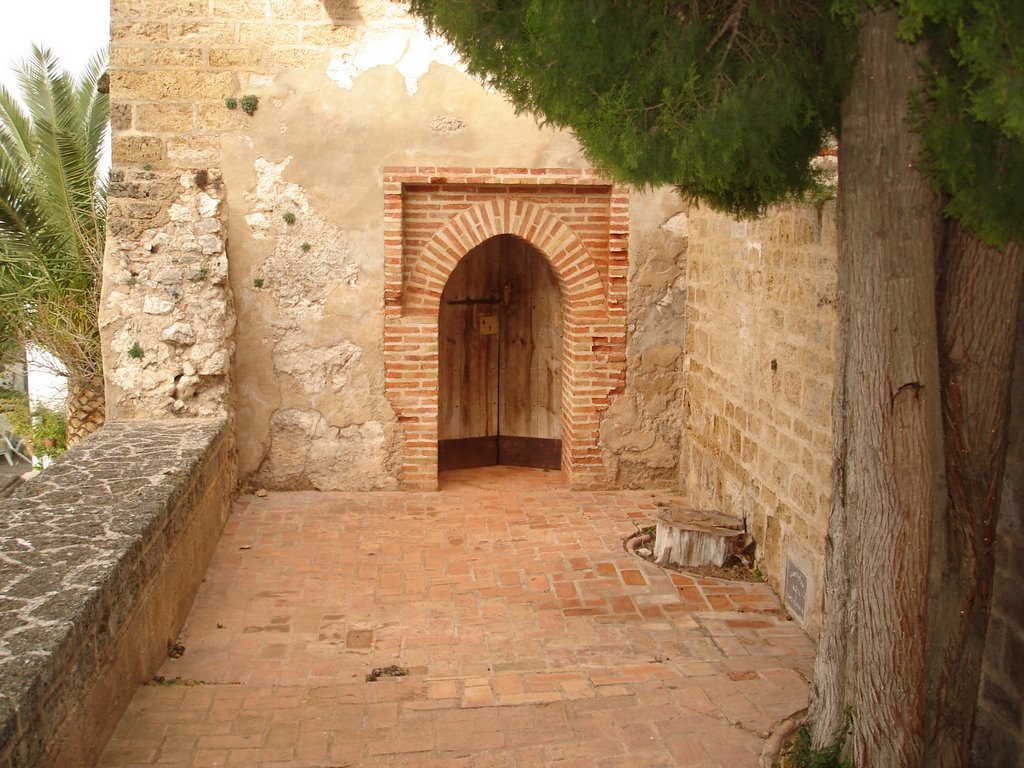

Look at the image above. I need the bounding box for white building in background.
[25,348,67,412]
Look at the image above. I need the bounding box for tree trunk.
[810,8,946,764]
[65,375,105,446]
[923,226,1024,767]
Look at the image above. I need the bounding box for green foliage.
[781,709,853,768]
[896,0,1024,246]
[300,241,311,253]
[411,1,856,218]
[127,341,144,359]
[30,404,66,459]
[282,211,296,225]
[224,96,238,110]
[0,46,108,398]
[253,277,264,289]
[239,94,259,116]
[0,390,32,443]
[410,1,1023,244]
[0,391,67,460]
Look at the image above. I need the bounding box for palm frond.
[0,45,108,392]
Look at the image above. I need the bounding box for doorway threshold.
[438,465,567,491]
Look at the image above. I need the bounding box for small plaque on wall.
[479,314,498,335]
[785,558,807,621]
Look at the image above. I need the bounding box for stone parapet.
[0,419,234,767]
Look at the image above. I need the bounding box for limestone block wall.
[0,420,233,768]
[106,0,688,490]
[681,202,838,635]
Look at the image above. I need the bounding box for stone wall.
[0,419,233,768]
[681,202,838,635]
[972,299,1024,766]
[101,168,235,420]
[603,188,690,488]
[107,0,688,491]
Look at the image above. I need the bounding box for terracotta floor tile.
[99,466,812,767]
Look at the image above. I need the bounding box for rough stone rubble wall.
[681,202,838,635]
[601,188,689,488]
[101,168,235,420]
[103,0,830,537]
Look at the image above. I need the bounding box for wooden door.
[438,236,562,471]
[438,238,501,465]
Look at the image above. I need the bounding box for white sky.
[0,0,111,92]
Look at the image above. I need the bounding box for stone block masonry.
[108,0,435,169]
[0,419,234,768]
[681,202,838,636]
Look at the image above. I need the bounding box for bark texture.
[923,226,1024,767]
[970,296,1024,766]
[810,8,946,764]
[66,375,106,446]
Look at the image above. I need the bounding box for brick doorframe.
[383,167,628,490]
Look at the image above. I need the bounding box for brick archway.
[383,167,628,490]
[403,198,607,313]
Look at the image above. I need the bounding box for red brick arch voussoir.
[403,198,608,319]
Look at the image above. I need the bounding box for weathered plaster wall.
[107,0,687,490]
[681,202,838,635]
[217,53,589,490]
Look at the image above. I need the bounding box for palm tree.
[0,45,108,445]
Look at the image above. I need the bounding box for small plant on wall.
[253,277,265,289]
[282,212,296,225]
[224,96,238,110]
[239,95,259,116]
[127,341,144,359]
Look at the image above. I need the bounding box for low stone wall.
[0,419,234,768]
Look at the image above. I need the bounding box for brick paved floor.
[99,466,814,767]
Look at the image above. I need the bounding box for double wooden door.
[438,236,562,471]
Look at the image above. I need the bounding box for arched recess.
[383,178,628,491]
[438,235,564,471]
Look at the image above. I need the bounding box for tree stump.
[652,507,748,568]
